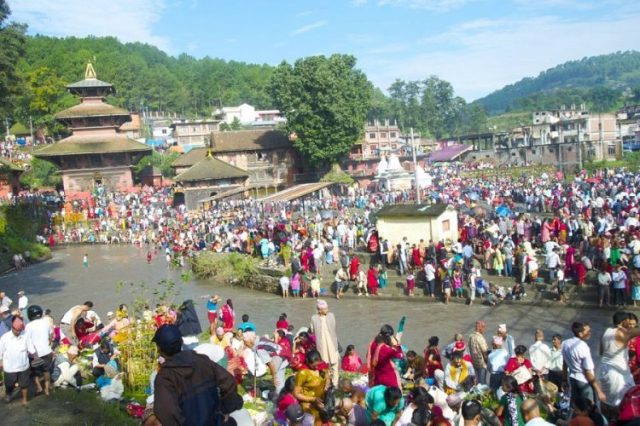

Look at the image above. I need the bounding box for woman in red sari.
[349,255,360,281]
[504,345,535,393]
[367,265,379,296]
[220,299,235,333]
[367,325,404,388]
[574,250,587,286]
[424,336,443,379]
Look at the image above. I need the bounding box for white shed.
[374,203,458,247]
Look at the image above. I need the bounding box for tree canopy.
[269,54,372,167]
[0,0,26,120]
[383,76,487,138]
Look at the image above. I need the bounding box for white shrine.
[375,153,413,191]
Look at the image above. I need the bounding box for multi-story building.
[171,118,220,148]
[617,105,640,150]
[360,119,403,158]
[34,63,151,193]
[216,103,285,127]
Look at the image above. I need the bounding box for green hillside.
[474,51,640,115]
[14,35,276,131]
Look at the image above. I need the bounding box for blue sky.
[10,0,640,101]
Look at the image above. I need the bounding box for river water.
[0,245,613,356]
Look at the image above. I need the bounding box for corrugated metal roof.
[375,203,449,217]
[259,182,333,202]
[174,155,249,182]
[428,144,472,162]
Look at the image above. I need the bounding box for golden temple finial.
[85,62,97,80]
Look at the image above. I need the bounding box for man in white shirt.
[17,291,28,320]
[0,316,30,406]
[597,269,612,307]
[0,291,12,310]
[611,265,627,307]
[424,262,436,298]
[548,335,563,388]
[545,248,561,283]
[529,329,551,379]
[488,336,509,390]
[25,305,53,395]
[561,321,606,406]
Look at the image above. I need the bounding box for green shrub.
[192,252,258,283]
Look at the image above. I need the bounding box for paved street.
[1,245,615,356]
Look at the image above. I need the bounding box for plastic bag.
[100,373,124,401]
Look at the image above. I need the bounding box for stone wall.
[240,273,281,294]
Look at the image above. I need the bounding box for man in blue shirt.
[238,314,256,333]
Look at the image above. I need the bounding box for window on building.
[192,127,197,132]
[369,133,376,139]
[381,132,387,138]
[442,219,450,232]
[162,129,167,135]
[390,132,396,138]
[608,145,616,156]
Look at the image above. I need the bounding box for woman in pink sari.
[220,299,235,333]
[367,325,404,388]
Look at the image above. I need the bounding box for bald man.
[521,399,554,426]
[337,397,368,426]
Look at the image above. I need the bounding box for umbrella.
[496,205,511,217]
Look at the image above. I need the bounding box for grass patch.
[47,389,138,425]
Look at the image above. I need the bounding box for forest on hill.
[474,51,640,115]
[7,35,487,139]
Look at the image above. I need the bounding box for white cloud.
[377,0,476,12]
[10,0,172,52]
[361,13,640,101]
[290,20,328,36]
[352,0,369,5]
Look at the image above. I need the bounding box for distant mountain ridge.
[474,51,640,115]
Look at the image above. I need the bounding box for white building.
[217,103,285,126]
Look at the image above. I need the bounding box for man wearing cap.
[488,335,509,390]
[0,305,13,337]
[0,316,30,406]
[468,321,489,385]
[497,324,515,357]
[310,299,340,387]
[149,324,243,426]
[446,391,467,426]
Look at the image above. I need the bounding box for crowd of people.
[3,163,640,424]
[3,281,640,426]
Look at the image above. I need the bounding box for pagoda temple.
[34,63,151,193]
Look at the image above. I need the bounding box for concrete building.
[171,118,220,149]
[617,105,640,150]
[217,103,285,126]
[374,204,458,247]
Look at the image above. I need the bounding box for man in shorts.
[0,316,30,406]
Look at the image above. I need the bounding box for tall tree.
[0,0,26,120]
[269,54,372,167]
